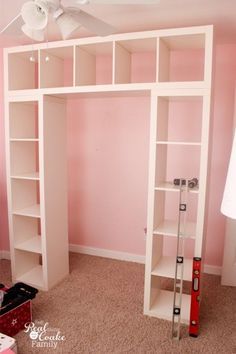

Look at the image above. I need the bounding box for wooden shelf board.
[13,204,41,218]
[149,289,191,324]
[156,141,201,146]
[15,235,42,254]
[156,81,206,90]
[11,172,40,180]
[16,265,44,289]
[155,182,199,194]
[10,138,39,142]
[151,256,192,281]
[153,220,196,239]
[7,80,209,98]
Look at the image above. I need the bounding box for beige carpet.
[0,253,236,354]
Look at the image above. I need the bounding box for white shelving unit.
[144,28,213,323]
[5,98,68,290]
[4,25,213,303]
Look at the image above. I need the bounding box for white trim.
[203,264,222,275]
[69,244,222,275]
[0,246,221,275]
[0,250,11,260]
[69,244,145,264]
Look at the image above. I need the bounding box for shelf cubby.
[155,144,201,187]
[11,179,40,215]
[14,249,43,289]
[153,220,196,239]
[9,101,38,140]
[10,141,38,177]
[156,96,203,144]
[151,256,193,281]
[158,33,205,83]
[8,50,39,90]
[114,38,157,84]
[149,275,191,323]
[40,46,74,88]
[152,190,198,238]
[13,204,40,218]
[150,234,194,281]
[75,42,113,86]
[13,215,42,254]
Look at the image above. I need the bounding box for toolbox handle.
[13,282,38,299]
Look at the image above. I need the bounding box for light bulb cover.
[21,0,49,30]
[21,24,45,41]
[221,130,236,219]
[56,12,80,39]
[53,8,64,19]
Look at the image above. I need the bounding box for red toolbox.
[0,283,38,337]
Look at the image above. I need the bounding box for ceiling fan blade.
[76,0,160,4]
[0,13,24,35]
[66,8,116,36]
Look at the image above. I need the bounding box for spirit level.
[189,257,202,337]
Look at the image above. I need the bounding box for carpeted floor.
[0,253,236,354]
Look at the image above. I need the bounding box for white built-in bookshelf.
[4,24,213,322]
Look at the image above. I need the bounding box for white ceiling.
[0,0,236,47]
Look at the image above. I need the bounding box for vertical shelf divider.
[114,42,131,84]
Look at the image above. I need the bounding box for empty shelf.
[13,204,41,218]
[11,172,40,180]
[153,220,196,238]
[149,289,191,324]
[15,235,42,254]
[151,256,192,281]
[16,265,44,289]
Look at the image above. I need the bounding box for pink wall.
[67,96,150,254]
[0,44,236,268]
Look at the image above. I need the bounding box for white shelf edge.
[5,25,212,53]
[156,141,201,146]
[13,204,41,218]
[10,138,39,142]
[6,81,210,98]
[155,182,199,194]
[15,235,42,254]
[11,172,40,180]
[153,220,196,239]
[151,256,193,281]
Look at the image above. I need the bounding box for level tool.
[172,179,189,340]
[189,257,202,337]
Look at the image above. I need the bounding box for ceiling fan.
[0,0,160,41]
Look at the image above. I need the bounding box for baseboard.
[69,244,222,275]
[0,250,11,260]
[203,264,222,276]
[69,244,145,264]
[0,246,222,276]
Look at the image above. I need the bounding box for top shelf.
[5,26,213,92]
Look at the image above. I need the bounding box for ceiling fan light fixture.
[21,23,45,41]
[21,0,49,30]
[56,12,81,39]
